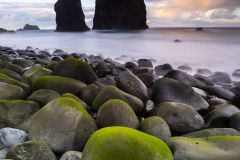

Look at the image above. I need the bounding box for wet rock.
[125,62,138,72]
[154,63,173,76]
[152,102,205,135]
[12,58,34,68]
[208,96,227,106]
[92,85,144,114]
[178,65,192,71]
[205,86,235,101]
[6,141,57,160]
[137,72,156,87]
[21,24,40,30]
[55,0,89,31]
[183,128,240,138]
[0,82,25,100]
[0,128,27,149]
[93,0,148,30]
[192,87,208,99]
[137,59,153,68]
[197,68,213,75]
[97,76,117,86]
[140,116,171,142]
[60,151,82,160]
[231,86,240,97]
[80,84,101,105]
[116,70,150,101]
[29,98,97,153]
[0,60,24,74]
[81,127,173,160]
[194,74,214,86]
[232,69,240,77]
[174,39,181,43]
[205,104,240,128]
[151,78,209,111]
[165,70,206,89]
[210,72,232,84]
[97,99,139,129]
[230,113,240,131]
[0,68,22,81]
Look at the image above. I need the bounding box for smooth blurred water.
[0,28,240,77]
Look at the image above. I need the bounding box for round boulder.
[230,112,240,131]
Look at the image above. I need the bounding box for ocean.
[0,28,240,79]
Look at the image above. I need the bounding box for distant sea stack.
[55,0,90,32]
[18,24,40,31]
[93,0,148,30]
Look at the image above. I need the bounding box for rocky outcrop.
[93,0,148,30]
[55,0,90,32]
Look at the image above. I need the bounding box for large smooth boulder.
[230,113,240,131]
[97,99,139,129]
[151,78,209,111]
[60,151,82,160]
[210,72,232,84]
[0,100,39,129]
[0,82,25,100]
[116,70,149,101]
[54,58,97,84]
[137,59,153,68]
[93,0,148,30]
[33,76,86,95]
[0,68,22,81]
[0,128,28,150]
[80,84,101,105]
[205,86,235,101]
[55,0,89,31]
[184,128,240,138]
[29,98,97,153]
[165,70,206,89]
[194,74,214,86]
[0,60,24,74]
[140,116,171,142]
[154,63,173,76]
[152,102,205,135]
[170,136,240,160]
[6,141,57,160]
[81,127,173,160]
[92,85,144,114]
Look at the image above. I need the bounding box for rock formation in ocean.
[93,0,148,30]
[54,0,90,32]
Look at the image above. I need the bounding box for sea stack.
[93,0,148,30]
[55,0,90,32]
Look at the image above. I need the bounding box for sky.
[0,0,240,30]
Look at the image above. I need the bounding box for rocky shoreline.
[0,45,240,160]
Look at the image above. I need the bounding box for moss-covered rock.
[0,100,39,128]
[184,128,240,138]
[169,136,240,160]
[0,82,25,100]
[0,68,22,81]
[80,84,101,105]
[6,140,57,160]
[22,66,52,85]
[92,85,144,114]
[97,99,139,129]
[12,59,34,69]
[81,126,173,160]
[33,76,86,95]
[0,60,24,74]
[140,116,171,142]
[61,93,90,111]
[53,58,98,84]
[29,97,97,153]
[27,89,60,106]
[152,102,205,135]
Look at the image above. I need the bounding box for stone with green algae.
[0,82,25,100]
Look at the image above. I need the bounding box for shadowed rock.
[93,0,148,30]
[55,0,90,32]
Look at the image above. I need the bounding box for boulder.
[53,58,97,84]
[22,24,40,30]
[194,74,214,86]
[125,62,138,72]
[231,86,240,97]
[197,68,213,76]
[92,85,144,114]
[116,70,149,101]
[137,59,153,68]
[80,84,101,105]
[0,100,39,129]
[0,82,25,100]
[137,72,156,87]
[210,72,232,84]
[0,60,24,74]
[33,76,86,95]
[81,127,173,160]
[183,128,240,138]
[154,63,173,76]
[170,136,240,160]
[22,66,52,85]
[152,102,205,135]
[55,0,89,31]
[0,68,22,81]
[230,113,240,131]
[27,89,60,106]
[60,151,82,160]
[205,86,235,101]
[232,69,240,77]
[93,0,148,30]
[6,141,56,160]
[61,93,90,111]
[165,70,206,89]
[151,78,209,111]
[177,65,192,71]
[205,104,240,128]
[29,98,97,153]
[0,148,8,159]
[97,99,139,129]
[140,116,171,142]
[0,128,27,149]
[12,58,34,68]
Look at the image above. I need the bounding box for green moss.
[0,60,23,74]
[81,126,173,160]
[170,136,240,160]
[0,68,22,80]
[61,93,89,111]
[33,76,86,95]
[92,85,144,113]
[22,66,52,85]
[53,57,97,84]
[0,82,25,100]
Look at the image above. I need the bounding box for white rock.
[60,151,82,160]
[0,148,8,159]
[0,128,27,149]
